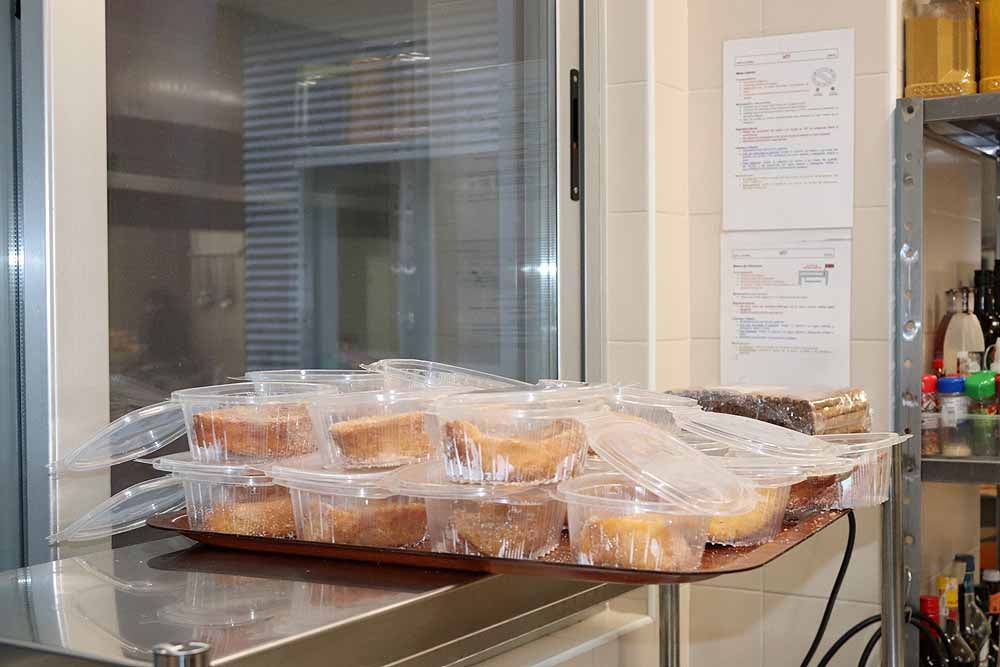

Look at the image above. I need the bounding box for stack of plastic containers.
[51,359,909,575]
[673,411,909,513]
[49,380,356,543]
[390,385,609,558]
[269,454,427,548]
[555,417,756,569]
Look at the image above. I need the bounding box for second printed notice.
[723,29,855,231]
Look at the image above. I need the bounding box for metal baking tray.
[149,509,849,585]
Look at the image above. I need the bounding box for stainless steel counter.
[0,537,635,666]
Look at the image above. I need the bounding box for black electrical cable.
[909,616,949,667]
[814,614,881,667]
[910,610,953,664]
[817,612,952,667]
[800,510,857,667]
[858,628,881,667]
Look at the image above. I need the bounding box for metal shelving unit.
[893,92,1000,667]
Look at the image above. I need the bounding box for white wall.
[598,0,900,665]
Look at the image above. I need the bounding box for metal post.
[892,96,926,667]
[659,584,680,667]
[995,485,1000,571]
[882,445,905,667]
[152,642,211,667]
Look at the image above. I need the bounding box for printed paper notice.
[723,29,854,231]
[721,230,851,386]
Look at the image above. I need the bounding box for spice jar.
[921,374,941,456]
[938,375,970,457]
[904,0,976,98]
[965,371,998,456]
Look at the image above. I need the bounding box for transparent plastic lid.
[717,455,809,488]
[612,386,699,408]
[390,461,554,504]
[151,452,273,484]
[269,454,398,498]
[172,381,334,404]
[363,359,533,389]
[816,432,910,454]
[536,379,588,389]
[555,471,747,516]
[51,400,186,473]
[442,384,614,413]
[585,417,755,515]
[239,369,384,392]
[674,411,840,458]
[48,475,185,544]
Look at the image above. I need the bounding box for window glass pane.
[107,0,557,424]
[106,0,560,544]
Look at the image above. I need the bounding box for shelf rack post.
[659,584,680,667]
[892,97,926,667]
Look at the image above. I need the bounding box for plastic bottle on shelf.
[983,569,1000,667]
[945,287,986,376]
[939,375,971,457]
[936,289,960,372]
[923,374,942,456]
[940,575,980,667]
[919,594,949,666]
[965,371,999,457]
[905,0,977,98]
[955,555,992,666]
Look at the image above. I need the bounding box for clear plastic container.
[428,386,611,484]
[269,455,427,548]
[392,461,565,559]
[709,457,807,547]
[154,454,297,538]
[242,369,384,393]
[816,432,910,508]
[673,411,858,516]
[177,382,334,463]
[48,453,295,544]
[561,418,760,566]
[555,473,711,571]
[905,0,977,99]
[363,359,532,390]
[607,386,699,429]
[308,389,459,469]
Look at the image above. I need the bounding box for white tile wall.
[854,74,892,209]
[762,0,888,75]
[656,83,688,215]
[657,213,690,340]
[850,340,891,431]
[607,0,648,84]
[608,212,651,341]
[851,207,891,341]
[762,506,882,604]
[607,83,649,213]
[761,595,880,667]
[608,341,651,386]
[655,0,687,89]
[689,213,721,339]
[689,338,721,387]
[687,0,763,91]
[690,587,764,667]
[686,89,722,214]
[656,339,691,390]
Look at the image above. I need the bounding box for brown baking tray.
[148,509,848,585]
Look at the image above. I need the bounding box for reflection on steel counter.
[0,537,632,666]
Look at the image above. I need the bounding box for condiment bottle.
[905,0,977,98]
[945,287,986,376]
[967,371,999,457]
[939,375,971,457]
[922,374,941,456]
